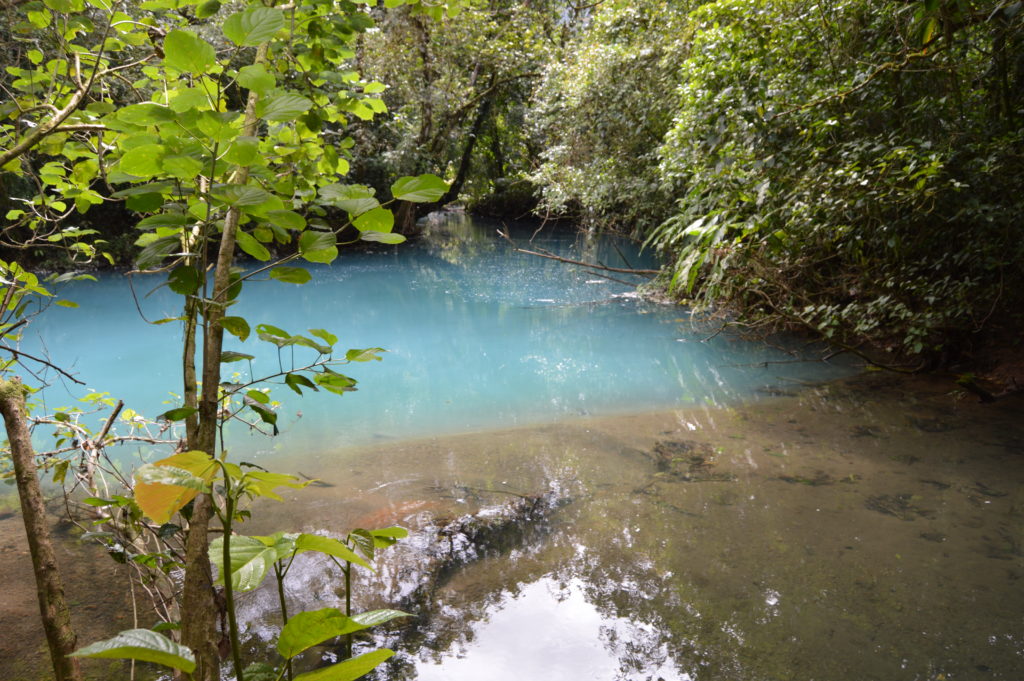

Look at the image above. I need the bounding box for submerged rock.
[649,440,736,482]
[864,494,934,521]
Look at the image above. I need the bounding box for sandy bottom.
[2,372,1023,680]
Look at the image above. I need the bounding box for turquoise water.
[23,212,851,458]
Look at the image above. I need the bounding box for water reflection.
[237,373,1024,681]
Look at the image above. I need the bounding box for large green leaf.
[237,64,275,95]
[223,7,284,46]
[390,174,448,203]
[360,231,405,245]
[161,154,204,180]
[225,136,260,167]
[212,184,272,206]
[292,649,394,681]
[197,111,240,142]
[119,144,166,178]
[222,315,250,341]
[269,266,311,284]
[264,209,306,230]
[318,183,378,215]
[235,229,271,261]
[70,629,195,673]
[209,535,278,592]
[163,30,216,74]
[257,94,314,123]
[352,207,394,233]
[278,609,409,660]
[294,533,370,569]
[168,265,201,295]
[117,103,176,126]
[299,230,338,264]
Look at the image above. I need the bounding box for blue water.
[22,213,852,459]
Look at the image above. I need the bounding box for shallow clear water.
[21,212,850,457]
[5,215,1021,681]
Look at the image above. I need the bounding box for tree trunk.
[0,377,83,681]
[179,42,270,681]
[438,90,493,207]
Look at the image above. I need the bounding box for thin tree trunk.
[0,377,83,681]
[179,42,270,681]
[438,90,493,206]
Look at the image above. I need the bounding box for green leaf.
[110,181,179,198]
[159,407,198,421]
[120,144,166,178]
[314,370,357,395]
[299,231,338,264]
[209,535,277,592]
[161,155,204,180]
[222,316,251,342]
[278,609,408,660]
[391,174,448,203]
[360,231,405,245]
[163,30,215,74]
[137,213,192,230]
[70,629,195,673]
[168,265,201,295]
[117,103,176,126]
[292,649,394,681]
[212,184,272,207]
[257,94,314,123]
[235,230,271,261]
[223,7,284,46]
[237,64,275,95]
[284,372,317,395]
[319,183,378,215]
[345,347,384,362]
[195,0,220,18]
[269,266,311,285]
[197,111,240,142]
[309,328,337,346]
[352,207,394,234]
[294,533,371,569]
[169,87,208,113]
[221,350,254,363]
[264,209,306,230]
[225,136,260,167]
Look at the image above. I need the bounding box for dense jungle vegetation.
[0,0,1021,679]
[4,0,1022,363]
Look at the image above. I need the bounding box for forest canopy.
[3,0,1023,364]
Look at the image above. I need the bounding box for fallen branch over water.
[497,228,660,276]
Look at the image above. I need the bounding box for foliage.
[352,0,562,216]
[1,0,456,678]
[531,0,693,233]
[534,0,1024,361]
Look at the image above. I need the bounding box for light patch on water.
[412,577,691,681]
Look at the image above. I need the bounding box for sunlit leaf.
[299,230,337,264]
[163,30,215,74]
[223,6,284,46]
[257,94,314,122]
[71,630,195,673]
[390,174,448,203]
[269,266,311,284]
[292,649,394,681]
[294,533,370,569]
[278,608,408,660]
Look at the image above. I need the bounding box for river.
[1,214,1021,680]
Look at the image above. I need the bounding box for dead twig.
[497,227,659,276]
